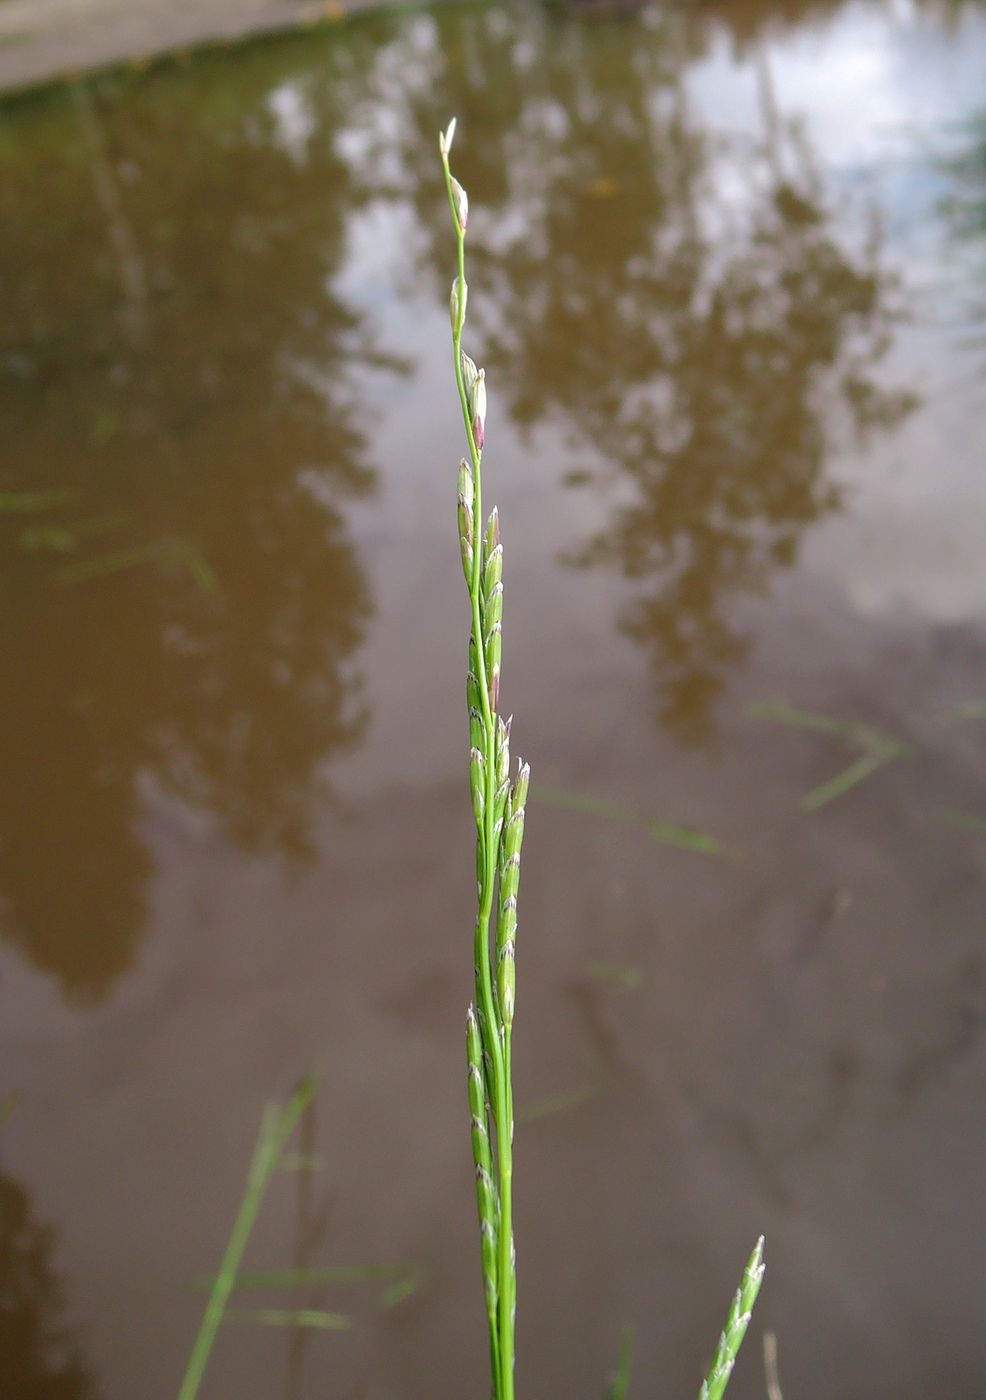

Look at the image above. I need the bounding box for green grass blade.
[378,1267,424,1309]
[223,1308,350,1331]
[0,489,72,513]
[943,700,986,724]
[278,1153,326,1173]
[801,748,889,811]
[535,786,638,826]
[744,700,852,737]
[748,700,906,810]
[176,1076,317,1400]
[536,787,738,862]
[587,962,643,992]
[698,1237,765,1400]
[605,1323,634,1400]
[645,821,740,864]
[55,538,216,591]
[517,1083,597,1124]
[937,806,986,839]
[191,1263,407,1292]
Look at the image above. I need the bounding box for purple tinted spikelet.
[471,369,487,451]
[466,1006,499,1324]
[450,176,469,233]
[458,459,474,584]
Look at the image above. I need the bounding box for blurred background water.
[1,2,985,1397]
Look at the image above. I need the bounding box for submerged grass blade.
[176,1076,317,1400]
[378,1267,424,1309]
[192,1263,408,1292]
[587,962,643,992]
[801,748,889,811]
[55,538,216,591]
[646,820,740,864]
[517,1083,597,1125]
[278,1153,326,1173]
[748,700,907,810]
[745,699,852,736]
[937,806,986,839]
[698,1237,765,1400]
[605,1324,634,1400]
[0,489,72,513]
[944,700,986,723]
[223,1307,350,1330]
[536,786,738,862]
[536,786,638,827]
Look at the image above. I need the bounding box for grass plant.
[439,119,764,1400]
[177,1076,317,1400]
[441,113,524,1400]
[746,699,907,810]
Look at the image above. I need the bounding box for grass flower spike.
[439,120,762,1400]
[441,119,524,1400]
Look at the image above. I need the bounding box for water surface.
[1,2,985,1397]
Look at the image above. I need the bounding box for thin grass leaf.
[177,1076,317,1400]
[646,820,740,864]
[944,700,986,723]
[698,1236,765,1400]
[278,1153,326,1173]
[55,538,216,591]
[19,527,76,554]
[192,1263,406,1292]
[537,786,738,862]
[378,1267,424,1309]
[605,1324,634,1400]
[587,962,643,992]
[801,748,890,811]
[517,1083,597,1124]
[223,1307,350,1331]
[0,489,72,513]
[748,700,907,811]
[20,513,128,555]
[744,700,852,738]
[937,806,986,839]
[535,786,638,827]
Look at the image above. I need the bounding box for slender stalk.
[440,119,524,1400]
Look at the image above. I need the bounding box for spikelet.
[467,639,481,716]
[458,459,474,584]
[495,760,529,1030]
[698,1237,766,1400]
[471,368,486,449]
[493,714,512,836]
[466,1006,499,1327]
[485,623,502,716]
[450,176,469,233]
[450,277,467,333]
[469,746,485,830]
[461,350,480,403]
[483,507,500,572]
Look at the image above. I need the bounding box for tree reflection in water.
[384,4,916,741]
[0,37,402,1000]
[0,1166,97,1400]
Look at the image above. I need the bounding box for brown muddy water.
[1,2,986,1397]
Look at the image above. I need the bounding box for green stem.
[442,148,515,1400]
[498,1029,515,1393]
